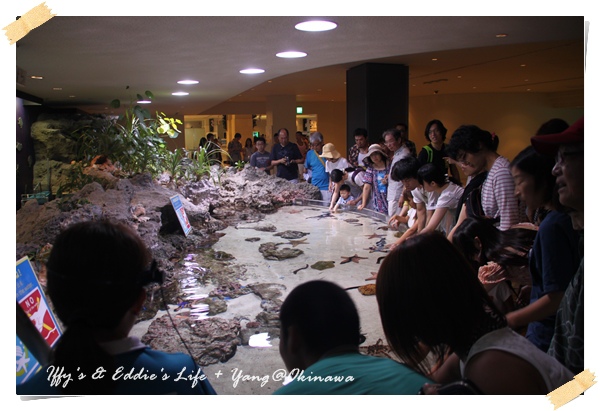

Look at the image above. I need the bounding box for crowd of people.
[18,117,584,395]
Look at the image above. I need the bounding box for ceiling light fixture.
[172,92,189,96]
[177,80,199,85]
[240,68,265,74]
[295,20,337,32]
[137,100,152,104]
[276,51,307,58]
[30,75,43,80]
[496,33,508,38]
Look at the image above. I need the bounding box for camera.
[284,156,290,165]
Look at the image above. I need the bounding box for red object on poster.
[18,288,60,347]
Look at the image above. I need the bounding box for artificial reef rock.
[16,163,320,365]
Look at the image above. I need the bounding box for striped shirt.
[481,156,521,230]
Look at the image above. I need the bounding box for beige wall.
[408,92,583,162]
[299,101,347,155]
[200,91,582,163]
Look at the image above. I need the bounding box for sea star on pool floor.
[365,233,384,239]
[340,254,368,264]
[288,238,308,247]
[365,272,378,281]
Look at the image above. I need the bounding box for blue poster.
[16,257,62,384]
[170,195,192,236]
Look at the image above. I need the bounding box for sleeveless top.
[460,327,574,392]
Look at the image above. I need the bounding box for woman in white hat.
[357,144,391,214]
[320,143,350,207]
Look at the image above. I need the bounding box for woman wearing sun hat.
[357,144,391,214]
[320,143,350,208]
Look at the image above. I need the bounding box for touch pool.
[131,202,400,395]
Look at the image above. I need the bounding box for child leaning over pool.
[333,184,355,213]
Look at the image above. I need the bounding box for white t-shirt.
[357,152,369,168]
[429,182,464,235]
[387,147,411,203]
[326,157,350,174]
[411,186,438,210]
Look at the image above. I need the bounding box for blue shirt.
[304,149,329,191]
[274,352,431,395]
[526,210,580,352]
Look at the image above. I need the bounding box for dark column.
[346,63,408,148]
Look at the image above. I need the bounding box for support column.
[346,63,409,147]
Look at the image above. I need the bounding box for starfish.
[366,246,387,253]
[365,272,378,281]
[306,212,335,220]
[340,254,368,264]
[365,233,384,239]
[288,238,308,247]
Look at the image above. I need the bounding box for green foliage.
[186,145,229,185]
[68,93,184,178]
[163,148,186,181]
[234,160,246,171]
[56,161,95,197]
[62,90,231,185]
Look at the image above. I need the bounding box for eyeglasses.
[555,149,584,166]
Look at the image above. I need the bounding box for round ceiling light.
[276,51,307,58]
[239,68,265,74]
[172,92,189,96]
[295,20,337,32]
[177,80,199,85]
[137,100,152,104]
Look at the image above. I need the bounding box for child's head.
[390,156,421,190]
[403,188,416,208]
[255,137,266,152]
[330,168,344,184]
[339,184,351,199]
[417,163,447,191]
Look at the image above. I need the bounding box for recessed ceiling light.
[69,95,76,98]
[172,92,189,96]
[276,51,307,58]
[520,64,527,67]
[177,80,199,85]
[31,75,43,80]
[431,58,438,61]
[240,68,265,74]
[137,100,152,104]
[52,87,62,91]
[295,20,337,32]
[496,33,508,38]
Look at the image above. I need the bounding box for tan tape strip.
[3,2,55,45]
[547,369,596,409]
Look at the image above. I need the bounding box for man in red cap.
[531,116,584,374]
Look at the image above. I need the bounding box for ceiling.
[15,16,585,117]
